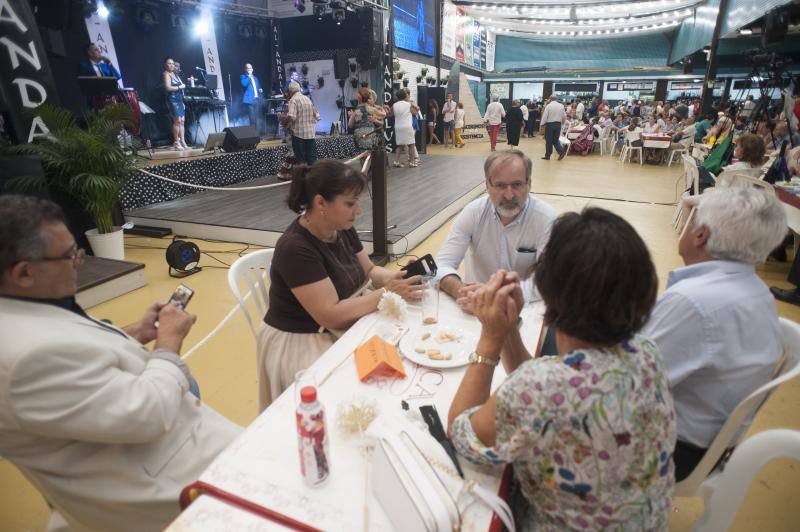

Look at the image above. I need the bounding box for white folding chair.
[619,134,643,165]
[692,429,800,531]
[673,154,700,232]
[227,249,274,338]
[592,126,610,156]
[675,317,800,499]
[667,140,690,166]
[715,168,774,194]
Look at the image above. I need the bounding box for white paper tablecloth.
[169,296,545,531]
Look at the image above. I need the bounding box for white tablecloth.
[642,135,672,149]
[169,296,545,531]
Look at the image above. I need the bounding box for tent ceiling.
[453,0,704,38]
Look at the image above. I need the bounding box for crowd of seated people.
[0,117,792,530]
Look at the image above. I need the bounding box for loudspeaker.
[357,8,383,70]
[763,8,789,46]
[334,50,349,80]
[222,126,260,152]
[31,0,70,30]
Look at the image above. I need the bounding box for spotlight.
[97,1,109,18]
[330,1,345,24]
[313,4,326,20]
[294,0,306,13]
[194,17,210,37]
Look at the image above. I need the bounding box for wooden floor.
[2,136,799,531]
[125,154,486,244]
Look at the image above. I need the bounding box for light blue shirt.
[435,194,557,302]
[643,260,782,447]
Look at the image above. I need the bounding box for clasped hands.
[461,270,524,341]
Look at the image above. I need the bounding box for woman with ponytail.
[257,160,424,410]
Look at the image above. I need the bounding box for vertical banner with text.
[0,0,61,143]
[84,12,122,86]
[382,5,395,154]
[199,12,228,125]
[269,19,285,94]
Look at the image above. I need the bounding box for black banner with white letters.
[382,6,395,153]
[0,0,60,143]
[269,19,285,94]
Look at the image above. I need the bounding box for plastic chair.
[715,168,773,193]
[667,141,690,166]
[692,429,800,531]
[227,249,274,338]
[672,154,700,232]
[675,317,800,499]
[619,134,643,165]
[592,126,611,156]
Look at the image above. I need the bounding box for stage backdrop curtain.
[213,15,271,123]
[108,3,205,119]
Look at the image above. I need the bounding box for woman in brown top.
[257,160,423,410]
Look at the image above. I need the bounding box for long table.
[169,295,545,531]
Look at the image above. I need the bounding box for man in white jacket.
[0,195,241,531]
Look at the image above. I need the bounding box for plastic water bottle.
[295,386,330,487]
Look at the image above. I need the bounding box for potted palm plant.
[416,74,423,84]
[8,104,138,260]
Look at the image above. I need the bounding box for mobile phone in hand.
[401,254,437,279]
[167,284,194,310]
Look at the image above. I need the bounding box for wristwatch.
[468,351,500,368]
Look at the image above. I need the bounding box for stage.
[124,153,487,254]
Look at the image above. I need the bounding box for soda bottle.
[295,386,330,487]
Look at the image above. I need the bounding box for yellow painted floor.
[2,136,799,531]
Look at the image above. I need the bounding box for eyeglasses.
[489,180,528,192]
[33,245,86,267]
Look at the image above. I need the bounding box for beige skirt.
[256,324,339,412]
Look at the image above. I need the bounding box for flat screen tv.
[393,0,435,56]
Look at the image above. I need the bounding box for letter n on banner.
[382,6,395,154]
[0,0,60,143]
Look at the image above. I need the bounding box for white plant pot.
[85,227,125,260]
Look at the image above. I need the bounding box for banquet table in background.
[642,134,673,164]
[168,296,545,531]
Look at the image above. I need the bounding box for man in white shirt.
[520,103,529,137]
[574,98,585,121]
[436,150,557,310]
[740,95,755,119]
[643,187,786,481]
[539,94,566,160]
[483,96,506,151]
[442,93,457,148]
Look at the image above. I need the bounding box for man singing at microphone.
[77,43,121,79]
[241,63,263,135]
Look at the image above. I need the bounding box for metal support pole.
[700,0,730,114]
[369,149,389,265]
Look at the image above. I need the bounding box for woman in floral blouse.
[448,207,676,531]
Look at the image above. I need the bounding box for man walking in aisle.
[539,94,566,161]
[484,96,505,152]
[286,81,319,165]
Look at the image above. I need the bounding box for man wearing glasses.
[0,196,241,531]
[436,150,557,312]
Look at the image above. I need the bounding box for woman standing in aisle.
[427,99,441,144]
[505,100,524,148]
[392,89,420,167]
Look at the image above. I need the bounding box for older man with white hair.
[643,187,787,482]
[286,80,319,165]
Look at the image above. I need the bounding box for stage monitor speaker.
[222,126,259,152]
[334,50,349,80]
[763,8,789,46]
[357,8,383,70]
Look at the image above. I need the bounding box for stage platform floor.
[124,154,487,254]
